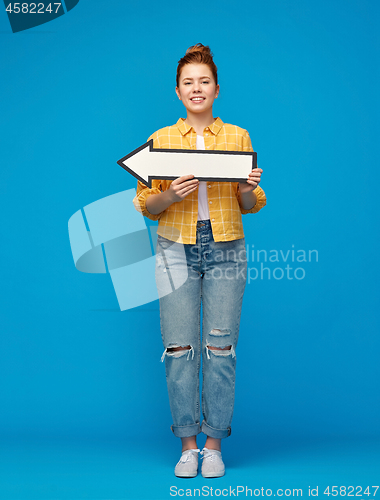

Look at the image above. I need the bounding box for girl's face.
[176,63,219,116]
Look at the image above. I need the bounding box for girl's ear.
[175,87,181,100]
[215,84,220,98]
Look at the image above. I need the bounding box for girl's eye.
[202,81,209,84]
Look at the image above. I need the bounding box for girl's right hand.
[168,174,199,203]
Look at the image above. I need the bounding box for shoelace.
[179,449,200,463]
[200,449,220,462]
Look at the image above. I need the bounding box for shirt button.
[212,219,215,222]
[209,201,212,204]
[208,185,211,188]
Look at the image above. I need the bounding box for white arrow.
[117,139,257,188]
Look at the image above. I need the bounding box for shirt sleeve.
[236,184,267,214]
[236,130,267,214]
[132,133,166,221]
[133,178,164,221]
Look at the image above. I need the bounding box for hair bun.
[186,43,213,56]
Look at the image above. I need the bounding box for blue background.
[0,0,379,498]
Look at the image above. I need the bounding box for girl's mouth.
[190,97,205,102]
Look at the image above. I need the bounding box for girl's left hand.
[238,168,263,194]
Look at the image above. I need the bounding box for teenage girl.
[133,43,266,478]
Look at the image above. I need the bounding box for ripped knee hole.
[205,343,236,359]
[207,345,232,351]
[210,328,231,336]
[167,345,191,352]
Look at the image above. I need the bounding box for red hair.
[176,43,218,87]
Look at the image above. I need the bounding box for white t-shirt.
[196,135,210,221]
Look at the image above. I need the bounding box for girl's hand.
[239,168,263,194]
[168,174,199,203]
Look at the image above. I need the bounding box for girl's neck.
[185,111,215,136]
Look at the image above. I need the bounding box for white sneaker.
[201,447,225,478]
[174,449,200,477]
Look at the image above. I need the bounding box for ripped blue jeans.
[156,220,247,439]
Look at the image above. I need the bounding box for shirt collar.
[176,117,224,136]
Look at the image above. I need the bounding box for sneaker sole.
[175,471,198,478]
[201,470,225,478]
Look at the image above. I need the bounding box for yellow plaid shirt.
[133,117,266,244]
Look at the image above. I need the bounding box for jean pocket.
[156,234,173,251]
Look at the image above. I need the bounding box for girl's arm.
[239,190,257,211]
[236,129,266,213]
[238,167,263,210]
[134,174,199,218]
[145,190,174,215]
[146,174,199,214]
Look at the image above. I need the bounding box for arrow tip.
[117,140,153,187]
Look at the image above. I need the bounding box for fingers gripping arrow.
[117,139,257,188]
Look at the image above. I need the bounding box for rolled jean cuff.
[201,421,232,439]
[171,423,201,438]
